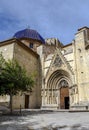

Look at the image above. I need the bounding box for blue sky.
[0,0,89,44]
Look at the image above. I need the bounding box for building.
[0,26,89,110]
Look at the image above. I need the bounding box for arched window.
[29,43,33,48]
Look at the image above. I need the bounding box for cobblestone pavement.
[0,110,89,130]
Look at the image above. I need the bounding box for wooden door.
[60,87,69,109]
[25,95,29,108]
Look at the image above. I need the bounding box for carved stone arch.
[57,78,70,91]
[46,69,73,90]
[42,69,75,109]
[58,77,71,89]
[58,78,70,109]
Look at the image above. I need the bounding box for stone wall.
[0,41,41,109]
[0,42,14,60]
[74,27,89,106]
[13,42,41,109]
[21,39,41,52]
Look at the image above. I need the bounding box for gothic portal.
[41,69,72,109]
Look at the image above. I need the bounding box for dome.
[13,28,45,43]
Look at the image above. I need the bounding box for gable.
[44,48,74,79]
[52,54,62,67]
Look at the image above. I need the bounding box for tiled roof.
[13,28,45,43]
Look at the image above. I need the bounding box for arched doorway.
[44,70,71,109]
[59,80,69,109]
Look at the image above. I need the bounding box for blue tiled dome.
[13,28,45,43]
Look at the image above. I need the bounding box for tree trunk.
[10,93,13,114]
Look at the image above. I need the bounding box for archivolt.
[47,70,71,89]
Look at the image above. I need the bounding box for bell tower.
[74,26,89,108]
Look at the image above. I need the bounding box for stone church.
[0,26,89,110]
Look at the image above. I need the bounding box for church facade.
[0,26,89,110]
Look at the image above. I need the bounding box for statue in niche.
[53,54,62,67]
[53,95,57,104]
[45,91,47,97]
[41,90,44,96]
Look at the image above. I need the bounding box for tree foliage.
[0,53,34,113]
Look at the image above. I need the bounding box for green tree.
[0,53,34,113]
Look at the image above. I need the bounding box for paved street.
[0,110,89,130]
